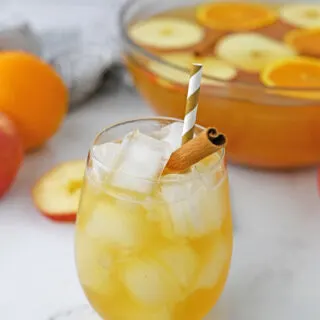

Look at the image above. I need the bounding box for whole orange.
[0,52,68,151]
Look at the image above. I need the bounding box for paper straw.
[182,63,203,145]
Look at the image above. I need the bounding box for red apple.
[0,112,24,198]
[32,160,86,222]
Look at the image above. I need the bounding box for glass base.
[49,305,101,320]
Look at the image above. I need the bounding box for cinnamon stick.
[194,31,227,57]
[164,128,226,174]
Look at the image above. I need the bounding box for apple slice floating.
[279,4,320,29]
[148,52,237,86]
[128,18,205,49]
[32,160,85,222]
[216,32,297,73]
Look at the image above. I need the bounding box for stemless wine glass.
[75,117,233,320]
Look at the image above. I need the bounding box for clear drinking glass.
[75,117,233,320]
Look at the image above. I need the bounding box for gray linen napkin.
[0,0,131,107]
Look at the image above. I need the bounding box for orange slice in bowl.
[285,28,320,57]
[261,57,320,99]
[196,2,277,31]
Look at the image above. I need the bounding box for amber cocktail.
[75,118,233,320]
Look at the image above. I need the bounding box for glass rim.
[90,116,225,184]
[48,305,95,320]
[119,0,320,93]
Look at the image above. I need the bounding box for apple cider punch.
[122,1,320,168]
[75,116,233,320]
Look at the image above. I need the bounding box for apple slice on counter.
[148,52,237,86]
[128,17,205,49]
[216,32,297,73]
[32,160,86,222]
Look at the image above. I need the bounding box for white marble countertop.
[1,90,320,320]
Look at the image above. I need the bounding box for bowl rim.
[119,0,320,93]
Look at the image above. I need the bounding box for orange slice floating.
[261,57,320,99]
[196,2,277,31]
[285,28,320,57]
[261,57,320,88]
